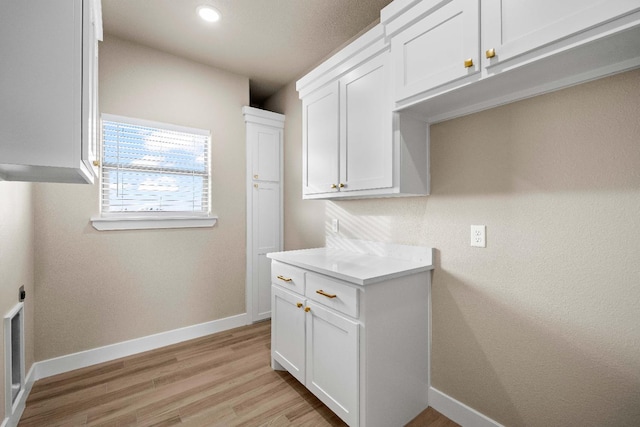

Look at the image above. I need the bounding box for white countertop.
[267,246,434,286]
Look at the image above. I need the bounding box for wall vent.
[4,302,25,417]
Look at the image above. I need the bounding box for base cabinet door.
[271,286,306,384]
[306,303,359,427]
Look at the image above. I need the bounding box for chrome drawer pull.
[277,275,292,282]
[316,289,337,299]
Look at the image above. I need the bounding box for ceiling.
[101,0,394,105]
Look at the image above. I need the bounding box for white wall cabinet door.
[252,182,281,320]
[302,81,340,196]
[391,0,479,103]
[339,53,392,193]
[306,303,359,427]
[272,286,307,384]
[482,0,640,68]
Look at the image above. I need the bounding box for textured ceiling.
[102,0,394,104]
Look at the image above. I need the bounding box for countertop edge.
[267,249,434,286]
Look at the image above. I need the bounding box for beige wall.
[264,81,325,250]
[0,182,34,422]
[33,35,250,361]
[265,69,640,426]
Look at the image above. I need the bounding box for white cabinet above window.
[297,25,430,200]
[0,0,102,184]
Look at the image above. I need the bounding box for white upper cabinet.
[383,0,640,119]
[390,0,480,103]
[0,0,103,183]
[482,0,640,69]
[298,24,429,200]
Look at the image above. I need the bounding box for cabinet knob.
[331,184,337,189]
[338,183,345,188]
[93,160,100,167]
[304,306,311,312]
[253,174,259,179]
[464,58,474,68]
[296,302,303,308]
[485,48,496,59]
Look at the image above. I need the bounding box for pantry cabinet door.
[249,123,281,183]
[339,52,393,193]
[271,286,306,384]
[252,182,281,321]
[482,0,640,68]
[306,303,359,427]
[302,81,340,196]
[391,0,480,102]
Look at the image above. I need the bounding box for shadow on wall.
[432,262,640,427]
[428,70,640,196]
[325,198,429,245]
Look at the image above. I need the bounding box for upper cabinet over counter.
[0,0,103,184]
[382,0,640,122]
[296,0,640,200]
[297,25,430,200]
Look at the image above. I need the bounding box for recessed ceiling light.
[197,5,221,23]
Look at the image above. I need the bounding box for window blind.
[101,114,210,215]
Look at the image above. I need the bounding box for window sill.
[90,215,218,231]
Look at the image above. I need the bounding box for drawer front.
[271,260,305,295]
[305,273,358,318]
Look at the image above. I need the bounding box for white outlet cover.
[332,219,339,233]
[470,225,486,248]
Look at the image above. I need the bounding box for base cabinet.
[270,257,431,427]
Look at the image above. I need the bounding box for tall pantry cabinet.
[243,107,285,322]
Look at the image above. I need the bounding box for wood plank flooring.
[19,321,458,427]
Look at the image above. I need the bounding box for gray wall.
[0,182,34,422]
[33,36,250,361]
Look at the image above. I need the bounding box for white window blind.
[100,114,210,215]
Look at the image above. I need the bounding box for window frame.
[90,114,217,231]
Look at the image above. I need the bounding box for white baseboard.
[34,313,249,381]
[1,365,36,427]
[429,387,504,427]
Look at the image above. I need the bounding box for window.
[91,114,217,231]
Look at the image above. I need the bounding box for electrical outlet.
[332,219,339,233]
[470,225,486,248]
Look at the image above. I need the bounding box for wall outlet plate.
[331,219,339,233]
[471,225,486,248]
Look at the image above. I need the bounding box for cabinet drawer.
[305,273,358,318]
[271,260,305,295]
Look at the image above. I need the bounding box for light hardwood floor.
[19,321,458,427]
